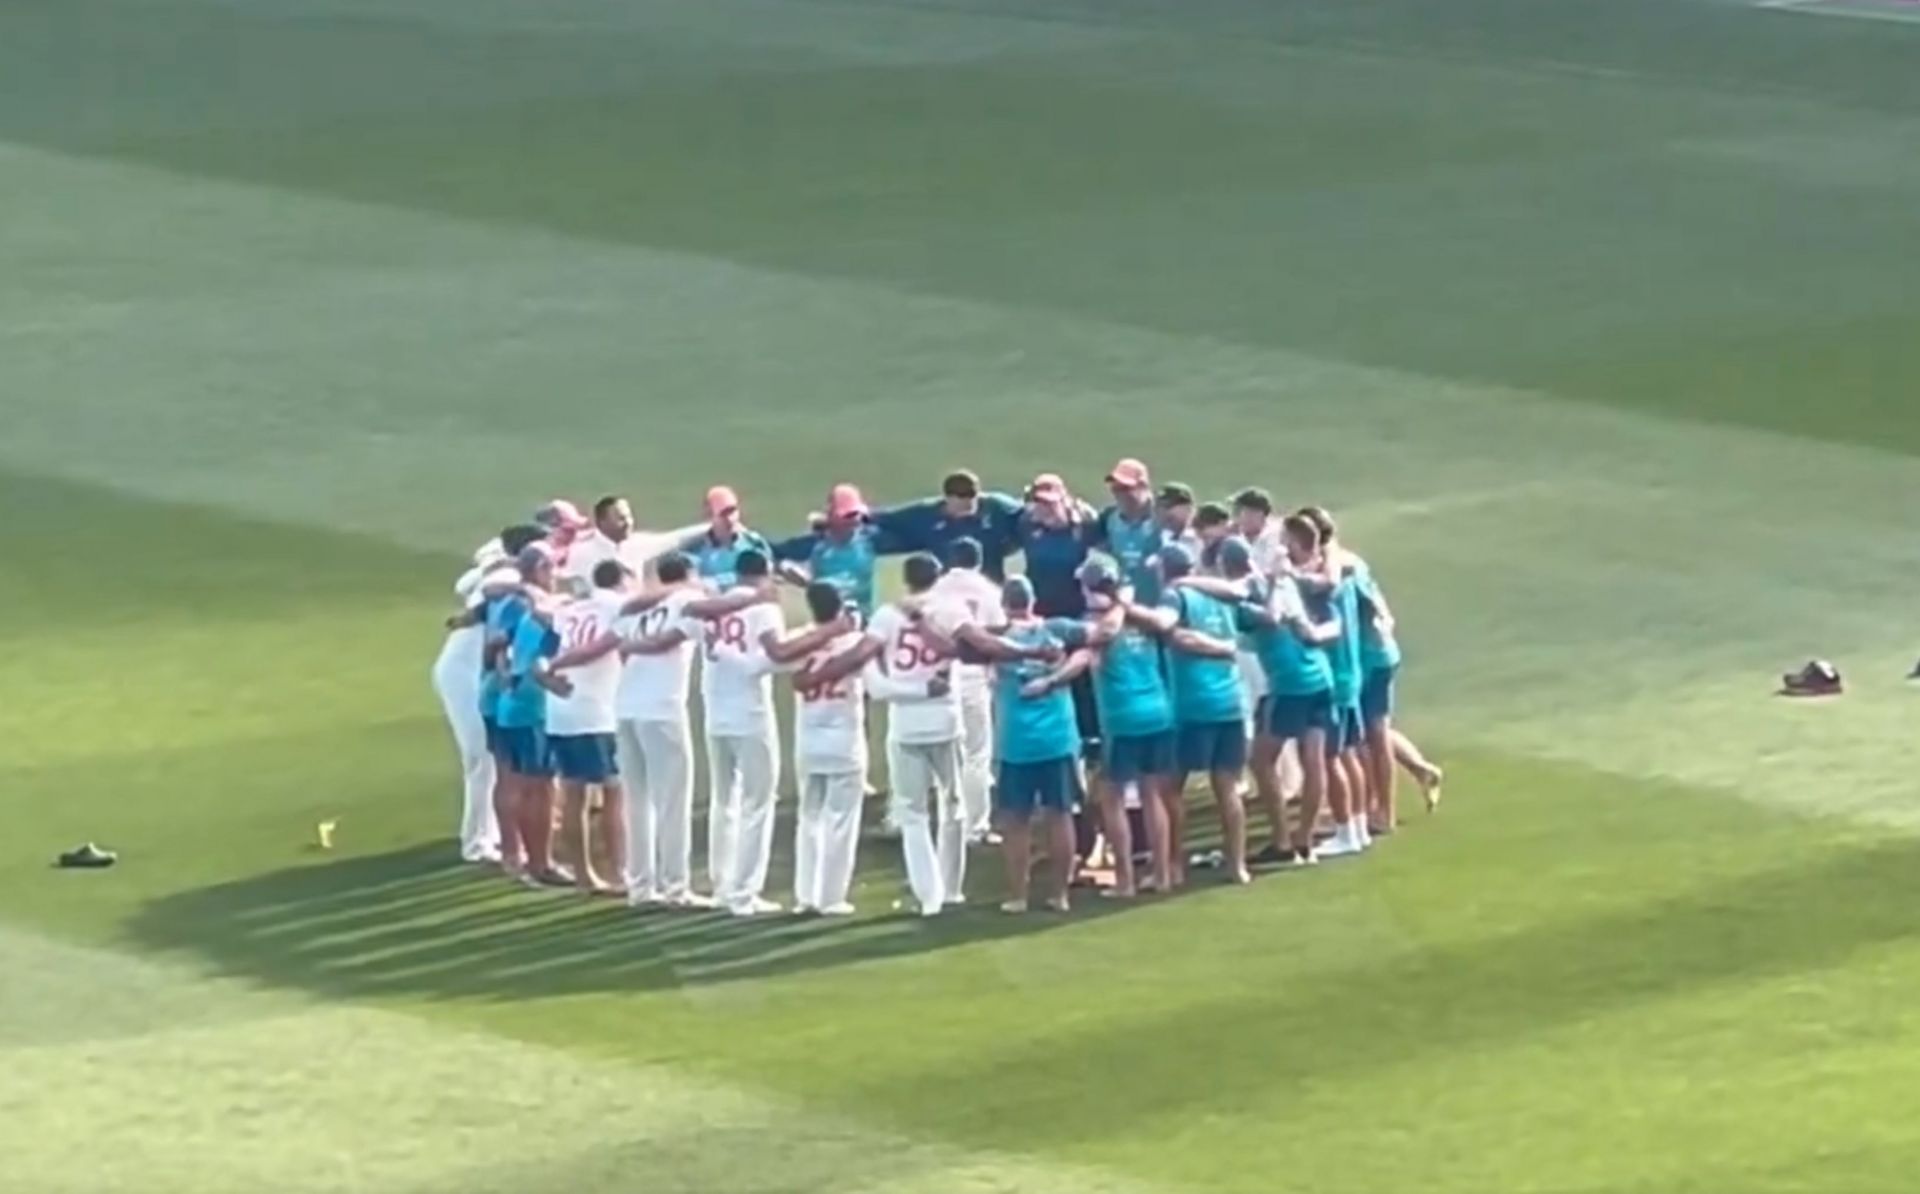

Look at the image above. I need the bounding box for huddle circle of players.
[432,460,1445,918]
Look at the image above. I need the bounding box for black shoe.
[1907,658,1920,681]
[1780,660,1843,698]
[1250,844,1290,867]
[57,843,117,869]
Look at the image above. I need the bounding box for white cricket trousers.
[793,768,865,911]
[706,727,781,906]
[615,717,695,899]
[957,684,994,838]
[431,631,498,861]
[889,738,964,910]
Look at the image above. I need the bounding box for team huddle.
[430,460,1444,917]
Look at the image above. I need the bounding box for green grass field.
[4,0,1920,1190]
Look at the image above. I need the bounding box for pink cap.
[1028,473,1067,503]
[1106,458,1150,489]
[705,485,740,517]
[826,483,868,520]
[535,499,589,531]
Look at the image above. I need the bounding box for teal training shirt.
[1353,559,1402,671]
[1160,589,1246,725]
[1239,577,1333,697]
[1093,621,1174,739]
[1327,572,1365,710]
[993,618,1082,764]
[690,529,772,591]
[496,610,557,729]
[1098,507,1168,606]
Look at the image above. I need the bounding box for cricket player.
[1227,487,1304,863]
[435,539,511,863]
[1087,457,1168,604]
[926,536,1004,840]
[1128,543,1249,885]
[697,549,850,916]
[771,484,903,622]
[561,495,704,593]
[1233,528,1342,864]
[968,577,1092,914]
[866,469,1028,581]
[1290,509,1371,858]
[608,552,706,908]
[687,485,773,591]
[787,582,873,916]
[497,543,566,886]
[539,560,633,896]
[1297,506,1444,829]
[1076,559,1178,898]
[1156,484,1201,558]
[533,499,591,574]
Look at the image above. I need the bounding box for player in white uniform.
[433,539,509,863]
[787,583,871,916]
[805,554,964,915]
[696,549,850,917]
[607,552,705,908]
[924,537,1004,842]
[560,495,704,595]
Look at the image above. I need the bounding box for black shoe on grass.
[57,843,117,869]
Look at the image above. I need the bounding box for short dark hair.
[1231,487,1274,516]
[1156,483,1194,509]
[902,552,944,594]
[947,536,983,570]
[500,523,546,555]
[804,581,844,624]
[592,560,626,590]
[655,552,691,584]
[1193,502,1231,530]
[736,550,770,580]
[592,495,624,519]
[1281,513,1321,549]
[941,470,981,500]
[1297,505,1336,541]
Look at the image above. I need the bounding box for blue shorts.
[1361,666,1397,725]
[483,716,504,756]
[1103,731,1176,784]
[550,733,617,784]
[498,724,552,777]
[1177,719,1248,775]
[997,757,1079,817]
[1325,705,1363,757]
[1266,690,1335,743]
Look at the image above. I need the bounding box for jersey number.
[795,675,850,703]
[892,628,941,671]
[704,615,748,661]
[562,615,601,650]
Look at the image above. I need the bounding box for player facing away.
[609,552,706,908]
[977,578,1093,913]
[697,550,851,916]
[925,536,1005,842]
[497,543,567,887]
[1134,543,1250,885]
[1076,559,1179,898]
[538,560,633,896]
[436,538,513,864]
[786,582,873,916]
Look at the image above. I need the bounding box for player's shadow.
[124,812,1202,1002]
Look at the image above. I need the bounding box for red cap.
[1028,473,1067,503]
[705,485,740,517]
[1106,458,1150,489]
[826,483,868,521]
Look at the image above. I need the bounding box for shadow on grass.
[858,832,1920,1149]
[124,823,1153,1001]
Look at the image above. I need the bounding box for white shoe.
[1354,823,1373,850]
[918,901,943,919]
[462,845,502,864]
[1283,846,1319,868]
[944,896,969,909]
[729,896,782,918]
[1319,826,1365,859]
[664,891,716,911]
[792,903,818,917]
[625,887,661,909]
[819,902,856,917]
